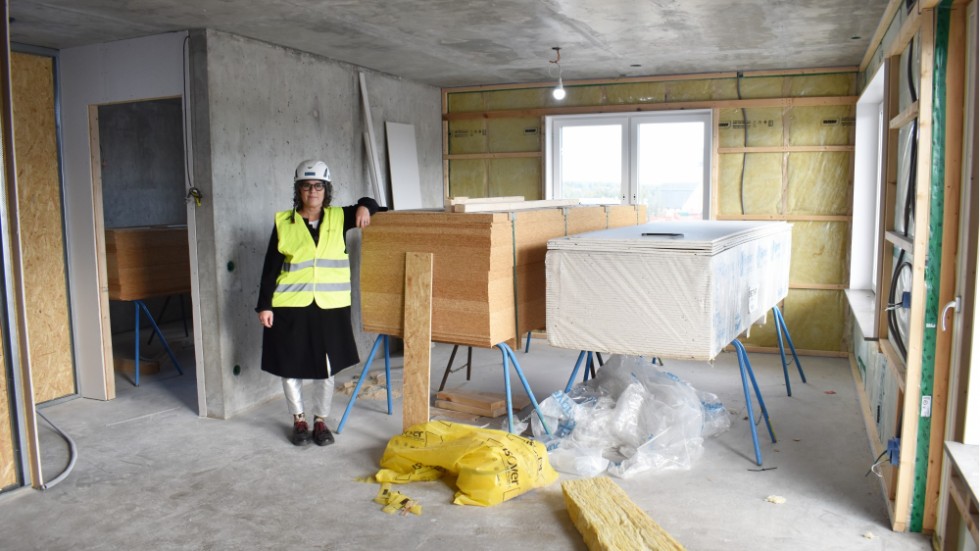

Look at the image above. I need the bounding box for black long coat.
[255,199,378,379]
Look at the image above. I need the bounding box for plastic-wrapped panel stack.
[546,221,792,361]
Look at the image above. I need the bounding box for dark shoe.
[313,420,335,446]
[291,419,312,446]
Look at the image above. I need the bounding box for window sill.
[845,288,878,341]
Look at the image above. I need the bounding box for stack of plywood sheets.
[546,221,792,361]
[360,204,646,348]
[105,225,191,301]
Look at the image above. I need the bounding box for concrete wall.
[188,30,442,418]
[99,98,186,229]
[60,32,188,400]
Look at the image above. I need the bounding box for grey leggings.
[282,377,335,419]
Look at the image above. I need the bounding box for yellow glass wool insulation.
[790,221,849,286]
[485,88,547,110]
[561,476,685,551]
[741,289,847,351]
[446,91,485,112]
[489,158,541,199]
[555,84,606,107]
[717,153,783,215]
[602,81,668,105]
[734,76,785,99]
[448,159,488,198]
[785,73,856,96]
[487,117,540,153]
[787,152,853,215]
[448,118,488,154]
[663,79,720,101]
[718,107,785,147]
[787,105,856,146]
[780,289,847,351]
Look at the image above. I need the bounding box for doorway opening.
[91,97,197,412]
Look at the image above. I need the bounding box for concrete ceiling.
[9,0,889,88]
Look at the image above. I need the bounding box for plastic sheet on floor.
[531,355,731,478]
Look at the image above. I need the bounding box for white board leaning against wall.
[385,122,423,210]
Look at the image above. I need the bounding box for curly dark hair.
[291,181,333,215]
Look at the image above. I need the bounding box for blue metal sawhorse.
[732,339,777,466]
[131,299,184,386]
[337,334,393,433]
[772,305,806,396]
[336,335,551,435]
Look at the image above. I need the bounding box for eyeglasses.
[299,182,325,191]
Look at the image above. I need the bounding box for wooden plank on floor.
[562,477,685,551]
[435,389,506,411]
[433,399,507,418]
[402,252,433,430]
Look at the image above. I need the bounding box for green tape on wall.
[910,0,951,532]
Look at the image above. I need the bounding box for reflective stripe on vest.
[271,208,351,308]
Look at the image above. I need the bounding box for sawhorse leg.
[732,339,776,466]
[497,343,550,436]
[336,334,391,434]
[773,305,805,396]
[437,344,472,392]
[147,294,190,345]
[133,300,184,386]
[564,351,602,393]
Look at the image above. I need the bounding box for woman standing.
[256,159,378,446]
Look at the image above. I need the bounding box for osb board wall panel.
[11,52,75,403]
[0,322,15,488]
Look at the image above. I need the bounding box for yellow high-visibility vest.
[271,208,351,308]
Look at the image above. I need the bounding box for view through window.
[548,111,711,221]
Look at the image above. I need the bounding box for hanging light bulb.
[550,47,566,101]
[553,75,566,100]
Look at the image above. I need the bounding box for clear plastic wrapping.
[531,355,731,478]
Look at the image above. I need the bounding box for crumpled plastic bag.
[531,355,731,478]
[375,420,558,506]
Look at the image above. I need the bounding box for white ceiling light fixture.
[550,47,566,100]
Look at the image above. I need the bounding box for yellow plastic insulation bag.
[375,421,558,506]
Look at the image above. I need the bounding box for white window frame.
[545,110,713,218]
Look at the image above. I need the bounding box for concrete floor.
[0,330,934,551]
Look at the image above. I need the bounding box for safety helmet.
[294,159,331,183]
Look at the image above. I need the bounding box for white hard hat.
[294,159,331,183]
